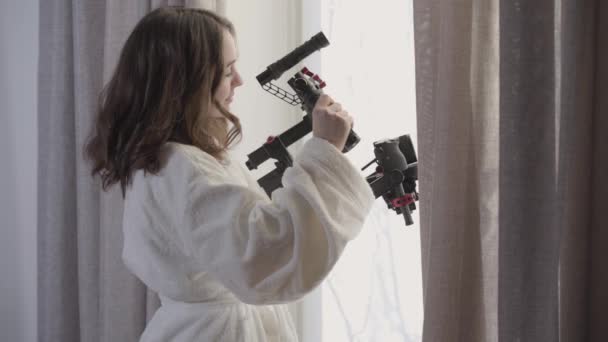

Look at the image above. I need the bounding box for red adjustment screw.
[266,136,275,144]
[301,67,314,76]
[391,193,415,208]
[312,75,326,88]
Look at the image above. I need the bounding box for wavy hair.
[84,6,242,197]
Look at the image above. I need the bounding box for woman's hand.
[311,94,354,152]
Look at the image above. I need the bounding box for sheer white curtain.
[298,1,424,341]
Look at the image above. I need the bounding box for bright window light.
[316,0,423,341]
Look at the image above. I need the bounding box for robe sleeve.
[129,136,375,305]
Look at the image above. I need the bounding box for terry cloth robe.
[122,136,375,341]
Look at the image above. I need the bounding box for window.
[301,0,423,341]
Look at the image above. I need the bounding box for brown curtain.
[37,1,225,341]
[412,0,608,341]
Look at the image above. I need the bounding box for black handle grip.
[342,130,360,153]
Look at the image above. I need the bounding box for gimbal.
[245,32,419,226]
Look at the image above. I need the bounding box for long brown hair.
[84,6,242,197]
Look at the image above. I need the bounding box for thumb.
[316,94,333,107]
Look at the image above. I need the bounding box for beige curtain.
[37,1,225,341]
[413,0,608,341]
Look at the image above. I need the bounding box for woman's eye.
[224,68,234,77]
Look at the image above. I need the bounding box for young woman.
[85,6,374,341]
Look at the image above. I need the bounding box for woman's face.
[211,30,243,117]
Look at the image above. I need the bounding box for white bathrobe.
[122,136,375,341]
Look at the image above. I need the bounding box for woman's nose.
[233,70,244,87]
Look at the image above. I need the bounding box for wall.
[226,0,304,177]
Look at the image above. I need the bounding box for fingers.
[328,102,342,113]
[312,94,355,151]
[341,111,354,128]
[316,94,343,112]
[315,94,353,129]
[332,109,354,129]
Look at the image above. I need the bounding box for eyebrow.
[225,59,237,68]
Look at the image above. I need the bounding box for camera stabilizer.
[245,32,419,226]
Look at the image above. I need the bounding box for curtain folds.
[37,1,225,341]
[413,0,607,341]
